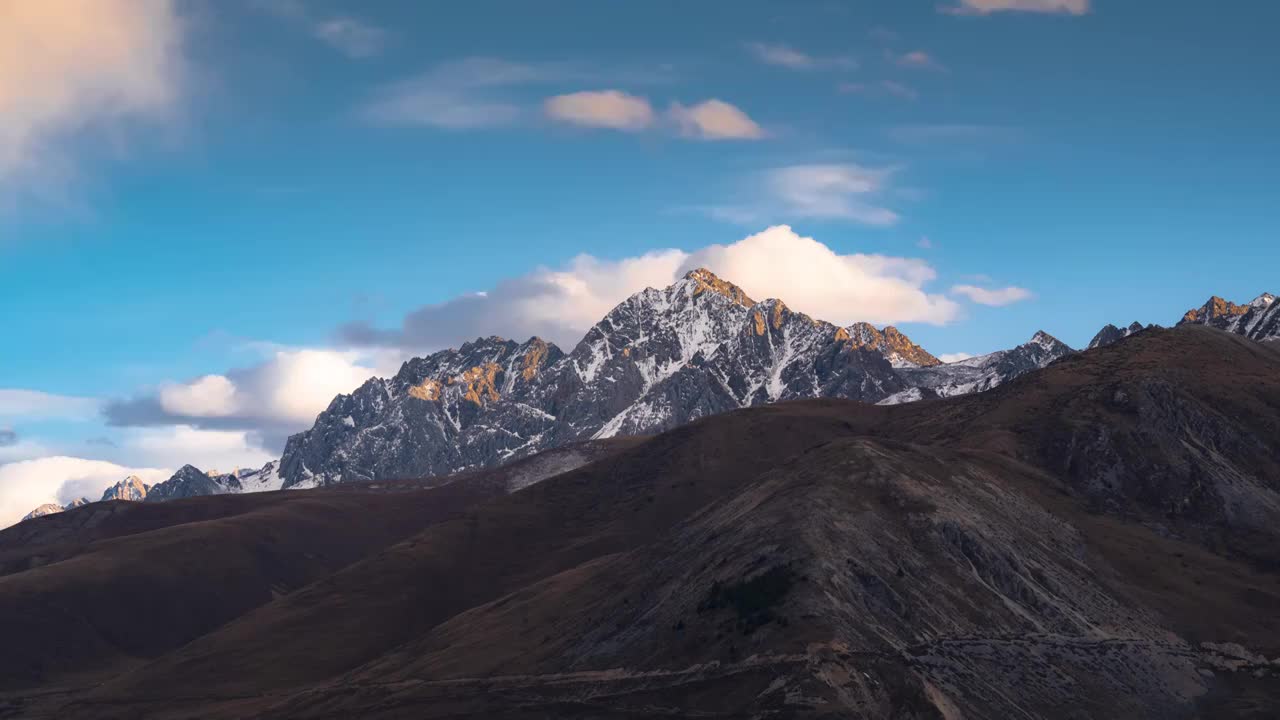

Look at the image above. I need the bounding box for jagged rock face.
[100,476,149,502]
[276,270,917,489]
[1178,293,1280,341]
[145,465,240,503]
[883,330,1075,404]
[277,336,566,488]
[845,322,941,367]
[1087,321,1155,350]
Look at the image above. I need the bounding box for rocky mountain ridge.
[1178,292,1279,341]
[272,269,1068,490]
[19,282,1278,524]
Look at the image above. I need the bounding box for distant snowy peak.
[1178,293,1280,342]
[21,497,91,522]
[145,464,240,502]
[1088,322,1157,350]
[22,503,65,521]
[273,268,945,489]
[883,330,1075,405]
[100,475,150,502]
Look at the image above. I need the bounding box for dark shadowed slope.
[3,326,1278,719]
[0,438,638,707]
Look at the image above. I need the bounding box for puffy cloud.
[0,457,170,527]
[105,349,386,452]
[0,389,100,421]
[544,91,655,131]
[746,43,857,71]
[939,352,975,363]
[0,0,183,190]
[951,284,1035,306]
[339,225,959,353]
[159,375,238,417]
[688,227,958,325]
[668,100,766,140]
[945,0,1089,14]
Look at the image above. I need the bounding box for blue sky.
[1,0,1277,521]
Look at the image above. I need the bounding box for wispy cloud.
[746,43,857,71]
[0,390,100,421]
[768,164,900,226]
[360,57,553,129]
[697,162,902,228]
[369,61,767,141]
[893,50,947,72]
[839,81,919,101]
[888,124,1019,144]
[313,17,388,58]
[951,284,1035,306]
[0,0,184,198]
[252,0,389,58]
[943,0,1089,15]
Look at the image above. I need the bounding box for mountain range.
[19,278,1278,524]
[2,323,1278,718]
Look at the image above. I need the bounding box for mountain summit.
[273,270,1060,489]
[1178,292,1280,341]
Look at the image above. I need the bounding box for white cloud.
[687,226,958,325]
[0,457,170,527]
[360,57,551,129]
[882,81,920,100]
[122,425,273,471]
[108,349,382,442]
[668,100,766,140]
[544,91,655,131]
[158,375,239,417]
[939,352,975,363]
[0,389,99,421]
[746,43,857,71]
[339,225,959,352]
[252,0,387,58]
[0,437,51,465]
[0,0,183,192]
[839,81,919,101]
[951,284,1035,306]
[313,17,387,58]
[766,164,900,225]
[945,0,1089,15]
[894,51,946,71]
[0,423,278,526]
